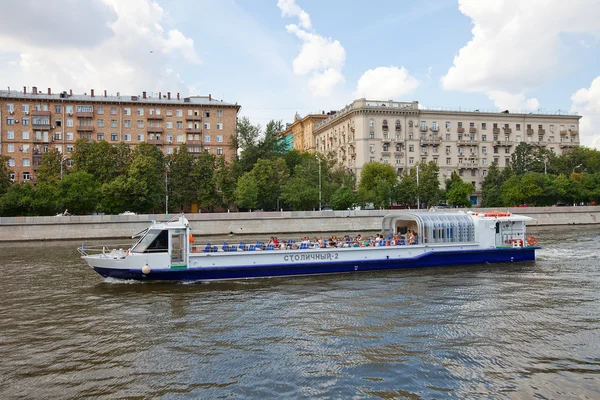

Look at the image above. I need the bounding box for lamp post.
[60,155,66,180]
[573,163,583,173]
[165,168,169,215]
[316,155,322,211]
[416,164,420,210]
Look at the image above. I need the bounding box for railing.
[457,139,479,145]
[457,127,465,133]
[469,127,477,133]
[493,140,513,146]
[526,129,534,135]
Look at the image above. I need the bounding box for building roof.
[0,90,240,108]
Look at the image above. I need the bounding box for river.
[0,225,599,399]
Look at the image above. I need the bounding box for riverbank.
[0,206,598,242]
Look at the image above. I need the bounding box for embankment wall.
[0,206,599,242]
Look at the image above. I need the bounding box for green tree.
[57,171,100,214]
[481,162,507,207]
[0,182,36,216]
[192,151,219,211]
[330,186,357,210]
[31,181,59,215]
[72,139,119,184]
[444,171,463,192]
[510,142,534,176]
[249,158,290,211]
[234,173,259,210]
[36,148,63,183]
[128,154,166,212]
[395,171,417,207]
[447,179,474,208]
[281,164,320,210]
[168,145,196,210]
[215,157,239,210]
[357,162,397,206]
[0,155,12,195]
[415,161,442,208]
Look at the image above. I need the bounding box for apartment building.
[280,112,329,152]
[313,98,581,204]
[0,87,241,183]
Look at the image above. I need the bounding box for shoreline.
[0,206,598,242]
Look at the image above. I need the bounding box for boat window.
[132,229,169,253]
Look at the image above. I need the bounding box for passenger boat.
[78,211,539,281]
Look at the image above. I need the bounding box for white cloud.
[571,76,600,149]
[278,1,345,97]
[442,0,600,108]
[277,0,311,30]
[354,66,419,100]
[486,91,539,111]
[0,0,201,96]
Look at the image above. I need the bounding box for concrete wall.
[1,206,599,242]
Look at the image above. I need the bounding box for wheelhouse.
[382,212,476,245]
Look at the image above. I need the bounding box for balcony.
[526,128,534,135]
[32,122,51,130]
[381,149,391,155]
[147,127,164,133]
[31,111,51,117]
[458,161,479,169]
[457,128,465,134]
[569,129,578,136]
[147,138,164,145]
[420,125,428,132]
[186,128,203,133]
[76,125,95,132]
[382,124,389,131]
[76,111,94,118]
[493,140,513,147]
[186,115,202,122]
[421,138,441,145]
[538,129,546,135]
[394,151,404,157]
[33,136,50,144]
[430,126,439,132]
[395,125,401,132]
[503,128,512,134]
[457,139,479,146]
[147,114,164,120]
[559,142,578,149]
[560,130,568,135]
[530,141,547,147]
[469,127,477,134]
[493,128,501,134]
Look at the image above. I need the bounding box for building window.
[76,105,93,113]
[23,158,31,167]
[203,134,211,142]
[446,158,451,165]
[204,123,210,129]
[175,109,182,117]
[20,117,29,126]
[369,131,375,139]
[216,135,223,143]
[216,123,223,130]
[137,133,144,141]
[137,108,144,116]
[176,121,183,129]
[52,105,59,113]
[204,110,210,118]
[409,157,414,164]
[66,118,73,127]
[470,122,475,128]
[7,131,14,139]
[124,133,131,141]
[7,144,14,153]
[124,108,131,115]
[482,134,486,141]
[8,158,15,167]
[166,121,173,129]
[482,146,487,154]
[505,147,510,154]
[6,117,14,125]
[370,144,375,153]
[458,122,463,128]
[23,172,31,181]
[111,119,118,128]
[111,107,118,115]
[97,133,104,141]
[516,124,521,131]
[445,121,451,129]
[369,156,375,163]
[66,132,73,140]
[217,147,223,155]
[216,110,223,117]
[137,120,144,128]
[96,119,103,128]
[409,145,414,152]
[175,134,182,142]
[395,157,401,165]
[482,123,487,130]
[445,134,451,141]
[504,123,509,129]
[482,159,487,165]
[111,133,118,141]
[6,103,15,112]
[22,131,30,140]
[124,120,131,128]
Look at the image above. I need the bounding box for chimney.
[23,86,26,94]
[167,92,171,100]
[177,92,180,100]
[159,91,162,99]
[69,89,72,96]
[91,89,94,97]
[48,88,51,95]
[33,86,38,95]
[208,93,212,101]
[104,89,107,97]
[143,91,147,99]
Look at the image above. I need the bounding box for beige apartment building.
[280,112,329,151]
[0,87,240,183]
[313,98,581,204]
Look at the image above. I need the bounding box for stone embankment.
[0,206,598,242]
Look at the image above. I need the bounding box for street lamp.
[573,163,583,173]
[165,168,169,215]
[416,164,420,210]
[60,155,66,180]
[316,155,322,211]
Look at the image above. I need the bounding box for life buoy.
[527,236,537,246]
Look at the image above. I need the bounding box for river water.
[0,225,599,399]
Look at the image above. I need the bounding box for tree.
[235,173,259,210]
[31,181,59,215]
[357,162,397,206]
[330,186,357,210]
[445,171,463,192]
[36,148,63,183]
[0,182,36,216]
[415,161,442,208]
[192,151,219,211]
[447,180,474,208]
[481,162,506,207]
[250,158,289,211]
[281,164,320,210]
[395,172,417,207]
[57,171,100,214]
[0,155,12,196]
[72,139,119,184]
[511,142,534,176]
[168,145,196,210]
[236,117,263,173]
[215,157,239,210]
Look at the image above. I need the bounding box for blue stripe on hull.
[92,247,537,281]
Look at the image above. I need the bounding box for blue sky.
[1,0,599,147]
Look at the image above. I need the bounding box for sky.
[1,0,599,148]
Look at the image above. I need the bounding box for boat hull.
[91,247,537,281]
